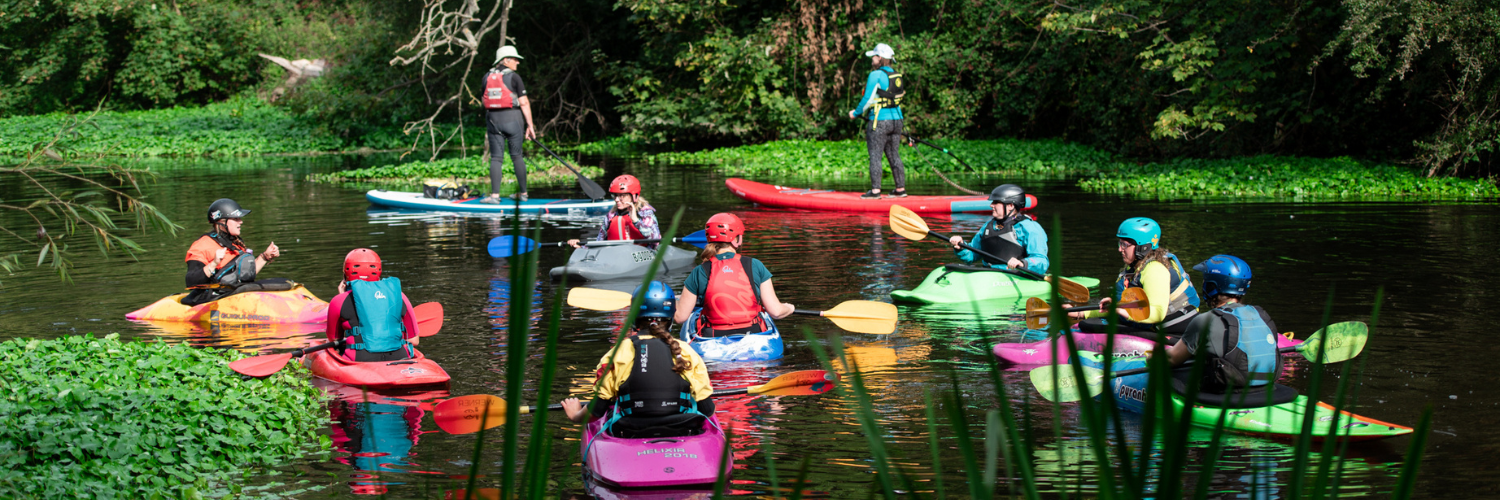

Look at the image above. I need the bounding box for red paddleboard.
[725,178,1001,214]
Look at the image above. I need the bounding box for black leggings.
[865,119,906,191]
[486,109,527,194]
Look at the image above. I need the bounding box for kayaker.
[848,42,907,199]
[1162,255,1282,393]
[566,174,661,249]
[948,184,1049,274]
[182,198,281,305]
[672,213,796,336]
[561,281,716,438]
[1068,217,1200,337]
[479,45,537,204]
[329,248,421,362]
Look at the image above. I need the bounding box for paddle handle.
[531,138,607,200]
[791,309,823,317]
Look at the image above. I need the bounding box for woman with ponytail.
[1067,217,1201,337]
[562,281,716,438]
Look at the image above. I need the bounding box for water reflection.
[320,382,450,495]
[133,319,322,352]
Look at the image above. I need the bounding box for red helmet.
[705,213,745,243]
[609,174,642,195]
[344,248,382,282]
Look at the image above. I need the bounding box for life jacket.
[1115,253,1201,330]
[482,68,517,109]
[975,215,1026,266]
[346,278,409,353]
[604,213,646,241]
[611,336,698,418]
[699,253,764,330]
[868,68,905,129]
[1207,304,1281,388]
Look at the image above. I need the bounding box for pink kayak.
[582,415,731,489]
[993,328,1303,365]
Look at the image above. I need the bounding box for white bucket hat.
[495,45,524,64]
[864,43,895,60]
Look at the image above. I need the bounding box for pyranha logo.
[373,291,387,299]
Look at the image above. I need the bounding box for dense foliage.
[653,139,1115,178]
[309,155,604,191]
[0,334,328,498]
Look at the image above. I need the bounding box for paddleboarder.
[182,198,282,306]
[673,213,797,337]
[1161,255,1283,394]
[848,42,907,199]
[562,281,716,438]
[479,45,537,203]
[948,184,1049,274]
[1068,217,1200,337]
[328,248,421,362]
[567,174,661,249]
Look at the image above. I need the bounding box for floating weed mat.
[649,138,1114,178]
[1080,155,1500,200]
[307,154,604,191]
[0,334,329,499]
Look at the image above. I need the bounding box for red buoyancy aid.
[604,214,646,241]
[703,254,763,330]
[482,69,517,109]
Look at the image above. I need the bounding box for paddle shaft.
[921,227,1047,281]
[859,116,978,173]
[1033,300,1147,315]
[504,385,768,414]
[530,138,607,200]
[1097,343,1317,379]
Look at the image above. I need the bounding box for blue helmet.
[1116,217,1161,250]
[633,281,676,319]
[1194,254,1252,299]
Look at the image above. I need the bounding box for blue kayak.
[681,310,783,362]
[365,190,612,216]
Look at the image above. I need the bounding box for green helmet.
[1116,217,1161,249]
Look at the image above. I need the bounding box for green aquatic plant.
[307,155,605,191]
[650,138,1113,179]
[1080,155,1500,199]
[0,334,328,499]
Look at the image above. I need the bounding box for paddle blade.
[434,395,507,434]
[567,287,633,311]
[748,370,840,396]
[1296,321,1368,363]
[1046,276,1091,304]
[414,302,444,337]
[1117,287,1150,321]
[888,205,932,242]
[487,235,539,258]
[1025,297,1052,330]
[820,300,898,334]
[229,352,295,377]
[1029,364,1105,403]
[679,230,709,249]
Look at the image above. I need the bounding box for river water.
[1,154,1496,499]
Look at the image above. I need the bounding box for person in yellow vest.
[479,45,537,203]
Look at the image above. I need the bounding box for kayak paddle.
[432,369,839,434]
[531,138,608,200]
[567,287,898,334]
[487,230,708,258]
[228,301,446,377]
[887,205,1090,303]
[1024,287,1150,329]
[1028,321,1370,403]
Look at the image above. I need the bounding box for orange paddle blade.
[229,352,295,378]
[434,395,507,434]
[887,205,933,242]
[1045,276,1091,304]
[1118,287,1150,321]
[1024,297,1054,330]
[415,302,444,337]
[749,370,839,396]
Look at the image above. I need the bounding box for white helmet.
[495,45,524,64]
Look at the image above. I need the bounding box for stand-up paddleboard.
[725,178,998,214]
[365,190,612,216]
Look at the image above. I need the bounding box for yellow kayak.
[126,283,328,324]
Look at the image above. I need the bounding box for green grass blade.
[1391,406,1433,499]
[923,389,946,500]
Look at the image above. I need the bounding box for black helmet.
[207,198,251,224]
[988,184,1025,206]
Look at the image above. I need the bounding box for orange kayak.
[125,285,328,324]
[304,347,450,389]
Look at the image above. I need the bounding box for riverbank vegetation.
[0,334,328,498]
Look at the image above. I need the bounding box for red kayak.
[304,347,451,388]
[725,178,1006,214]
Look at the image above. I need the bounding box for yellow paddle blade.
[1045,276,1091,304]
[821,300,899,334]
[1025,297,1052,330]
[566,287,633,311]
[1118,287,1150,321]
[888,205,932,242]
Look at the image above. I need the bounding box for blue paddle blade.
[487,235,539,258]
[680,230,708,249]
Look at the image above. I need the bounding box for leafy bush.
[0,334,328,499]
[1080,156,1500,199]
[649,138,1115,178]
[309,154,605,191]
[0,98,345,156]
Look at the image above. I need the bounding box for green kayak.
[891,264,1101,305]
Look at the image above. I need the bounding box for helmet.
[207,198,250,224]
[705,213,745,243]
[495,45,524,64]
[634,281,676,319]
[1116,217,1161,249]
[609,175,642,195]
[1194,254,1252,299]
[343,248,382,282]
[988,184,1026,206]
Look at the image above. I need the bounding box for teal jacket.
[955,217,1050,274]
[851,67,904,121]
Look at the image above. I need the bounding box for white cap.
[495,45,524,64]
[863,43,895,60]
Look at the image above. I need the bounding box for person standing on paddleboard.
[182,198,282,306]
[1160,255,1283,394]
[327,248,422,362]
[848,43,907,199]
[566,174,661,249]
[1068,217,1200,337]
[562,281,716,438]
[479,45,537,204]
[673,213,796,337]
[948,184,1049,274]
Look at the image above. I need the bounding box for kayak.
[549,244,698,281]
[682,311,783,362]
[304,347,451,389]
[994,327,1303,365]
[725,178,995,214]
[1076,352,1413,441]
[365,190,612,216]
[125,283,328,324]
[891,264,1101,304]
[582,415,731,489]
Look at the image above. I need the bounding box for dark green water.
[1,154,1495,499]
